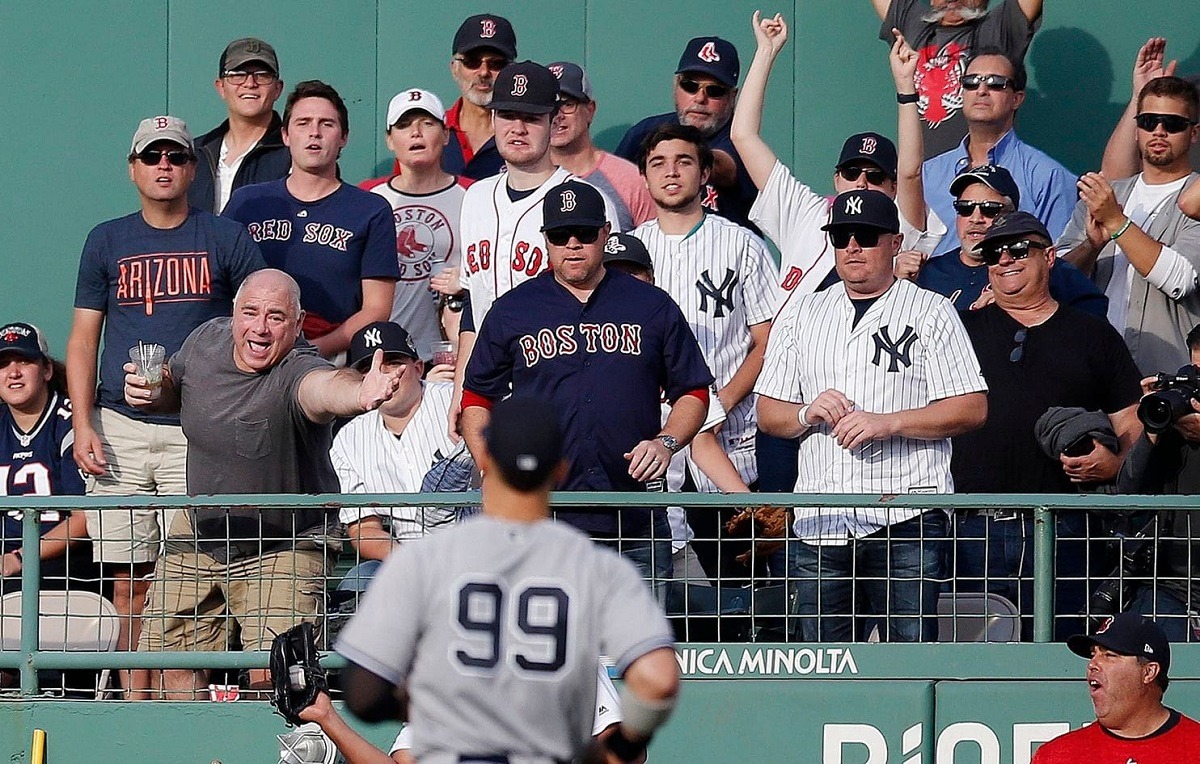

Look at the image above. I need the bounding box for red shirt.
[1031,710,1200,763]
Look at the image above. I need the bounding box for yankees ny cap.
[823,189,900,234]
[348,321,419,372]
[130,116,195,156]
[1068,612,1171,673]
[453,14,517,59]
[548,61,592,102]
[0,322,48,361]
[950,164,1022,207]
[488,61,559,114]
[486,397,564,491]
[220,37,279,76]
[542,181,607,231]
[676,36,740,87]
[386,88,446,128]
[836,132,898,179]
[976,211,1052,251]
[603,233,653,272]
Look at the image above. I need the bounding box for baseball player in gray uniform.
[337,397,679,764]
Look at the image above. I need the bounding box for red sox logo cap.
[676,36,740,87]
[453,14,517,59]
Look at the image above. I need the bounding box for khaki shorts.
[84,408,187,564]
[139,544,328,653]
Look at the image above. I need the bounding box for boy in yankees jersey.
[338,397,679,764]
[756,190,987,642]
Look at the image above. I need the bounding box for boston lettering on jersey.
[518,323,643,366]
[245,219,355,252]
[465,239,546,279]
[115,253,212,315]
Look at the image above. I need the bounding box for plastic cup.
[129,343,166,393]
[431,341,457,368]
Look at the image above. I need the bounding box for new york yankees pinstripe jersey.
[330,381,458,540]
[633,214,779,489]
[755,278,986,542]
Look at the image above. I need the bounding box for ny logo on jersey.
[860,136,877,154]
[511,74,528,96]
[363,328,383,347]
[845,196,863,216]
[480,19,496,37]
[696,268,738,318]
[560,189,577,212]
[871,325,918,372]
[698,41,721,62]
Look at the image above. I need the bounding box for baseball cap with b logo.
[219,37,279,76]
[488,61,559,114]
[386,88,446,128]
[453,13,517,59]
[676,36,740,87]
[822,190,901,234]
[348,321,419,372]
[541,181,607,231]
[836,132,898,180]
[130,116,195,155]
[1067,612,1171,673]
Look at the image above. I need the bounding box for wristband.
[797,404,813,429]
[896,92,919,104]
[1110,217,1132,241]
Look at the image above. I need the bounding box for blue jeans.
[1127,585,1195,641]
[337,559,383,593]
[596,509,673,601]
[788,510,947,642]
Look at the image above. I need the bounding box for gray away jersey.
[336,516,673,764]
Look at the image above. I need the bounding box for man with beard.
[1060,76,1200,375]
[441,13,517,180]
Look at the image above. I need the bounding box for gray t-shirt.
[171,317,337,558]
[336,515,674,764]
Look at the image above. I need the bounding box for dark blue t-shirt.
[74,208,266,424]
[224,180,399,334]
[465,269,714,533]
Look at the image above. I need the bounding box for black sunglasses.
[134,149,193,167]
[455,53,509,72]
[838,166,889,185]
[1009,328,1028,363]
[678,78,731,99]
[979,239,1047,266]
[961,73,1015,92]
[954,200,1009,219]
[828,227,884,249]
[546,226,603,246]
[1135,112,1197,134]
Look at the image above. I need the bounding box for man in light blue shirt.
[923,46,1077,257]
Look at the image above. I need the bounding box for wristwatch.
[657,434,682,454]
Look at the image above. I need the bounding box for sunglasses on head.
[838,166,889,185]
[961,73,1015,92]
[455,53,509,72]
[678,78,731,99]
[954,200,1009,218]
[828,227,885,249]
[134,149,193,166]
[979,239,1047,266]
[546,226,603,246]
[1135,112,1197,134]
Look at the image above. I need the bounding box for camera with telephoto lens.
[1137,365,1200,434]
[1086,515,1158,628]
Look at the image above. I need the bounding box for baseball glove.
[725,506,790,567]
[270,622,328,727]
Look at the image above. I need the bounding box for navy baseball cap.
[976,211,1052,252]
[0,323,48,361]
[836,132,898,179]
[548,61,592,102]
[676,37,740,87]
[822,190,901,234]
[348,321,419,372]
[950,164,1022,206]
[1068,613,1171,673]
[542,181,607,231]
[486,397,564,491]
[453,14,517,59]
[219,37,278,76]
[488,61,559,114]
[603,233,653,272]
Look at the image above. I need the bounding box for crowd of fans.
[4,1,1200,702]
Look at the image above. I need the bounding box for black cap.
[950,164,1022,206]
[453,14,517,59]
[603,233,653,272]
[548,61,592,102]
[1068,613,1171,674]
[676,37,740,87]
[542,181,607,231]
[488,61,559,114]
[976,211,1052,252]
[485,397,564,491]
[219,37,279,76]
[836,132,898,179]
[347,321,419,372]
[822,190,901,234]
[0,322,48,361]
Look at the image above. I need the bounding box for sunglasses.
[455,53,509,72]
[221,70,278,86]
[979,239,1047,266]
[678,78,731,99]
[953,200,1009,219]
[1135,112,1197,134]
[546,226,603,246]
[1010,328,1028,363]
[838,166,889,185]
[134,149,193,166]
[961,73,1015,92]
[828,227,885,249]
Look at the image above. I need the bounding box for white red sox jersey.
[633,214,780,490]
[459,166,620,327]
[663,390,726,551]
[330,381,458,540]
[367,179,469,360]
[754,278,986,542]
[336,515,673,764]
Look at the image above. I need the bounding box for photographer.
[1115,324,1200,641]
